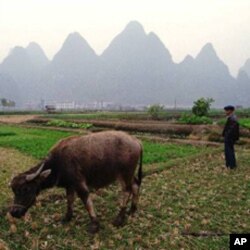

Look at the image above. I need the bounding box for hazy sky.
[1,0,250,76]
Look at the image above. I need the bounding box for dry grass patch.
[0,148,37,207]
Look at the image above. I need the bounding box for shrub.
[178,114,213,125]
[147,104,166,120]
[192,98,214,117]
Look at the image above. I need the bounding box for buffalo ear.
[39,170,51,179]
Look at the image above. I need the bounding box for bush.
[192,98,214,117]
[147,104,166,120]
[178,114,213,125]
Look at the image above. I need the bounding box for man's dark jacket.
[222,114,239,143]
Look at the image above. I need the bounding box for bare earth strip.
[0,115,38,124]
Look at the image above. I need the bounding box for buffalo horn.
[26,163,45,182]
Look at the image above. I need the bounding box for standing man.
[222,105,239,169]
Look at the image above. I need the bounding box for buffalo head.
[9,163,51,218]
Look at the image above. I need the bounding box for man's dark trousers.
[224,139,236,168]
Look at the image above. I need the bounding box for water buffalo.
[9,131,143,233]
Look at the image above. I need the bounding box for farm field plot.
[0,124,249,249]
[0,125,74,159]
[43,112,151,121]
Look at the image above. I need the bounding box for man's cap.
[224,105,235,111]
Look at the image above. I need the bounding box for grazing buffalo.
[9,131,143,233]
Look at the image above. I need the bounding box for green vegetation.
[0,125,199,166]
[147,104,167,120]
[192,97,214,117]
[46,119,93,129]
[0,131,16,137]
[0,125,74,159]
[178,114,213,124]
[239,118,250,129]
[236,108,250,117]
[44,112,149,121]
[177,97,214,125]
[143,140,200,164]
[0,107,249,120]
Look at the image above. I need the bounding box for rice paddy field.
[0,120,249,250]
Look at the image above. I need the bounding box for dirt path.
[0,115,38,124]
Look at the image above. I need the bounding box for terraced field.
[0,123,249,249]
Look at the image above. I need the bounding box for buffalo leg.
[62,187,75,223]
[76,182,99,234]
[129,178,140,215]
[113,182,132,227]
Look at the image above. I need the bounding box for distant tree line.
[0,98,16,108]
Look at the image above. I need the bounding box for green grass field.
[0,125,74,159]
[0,124,249,249]
[0,124,200,166]
[239,118,250,129]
